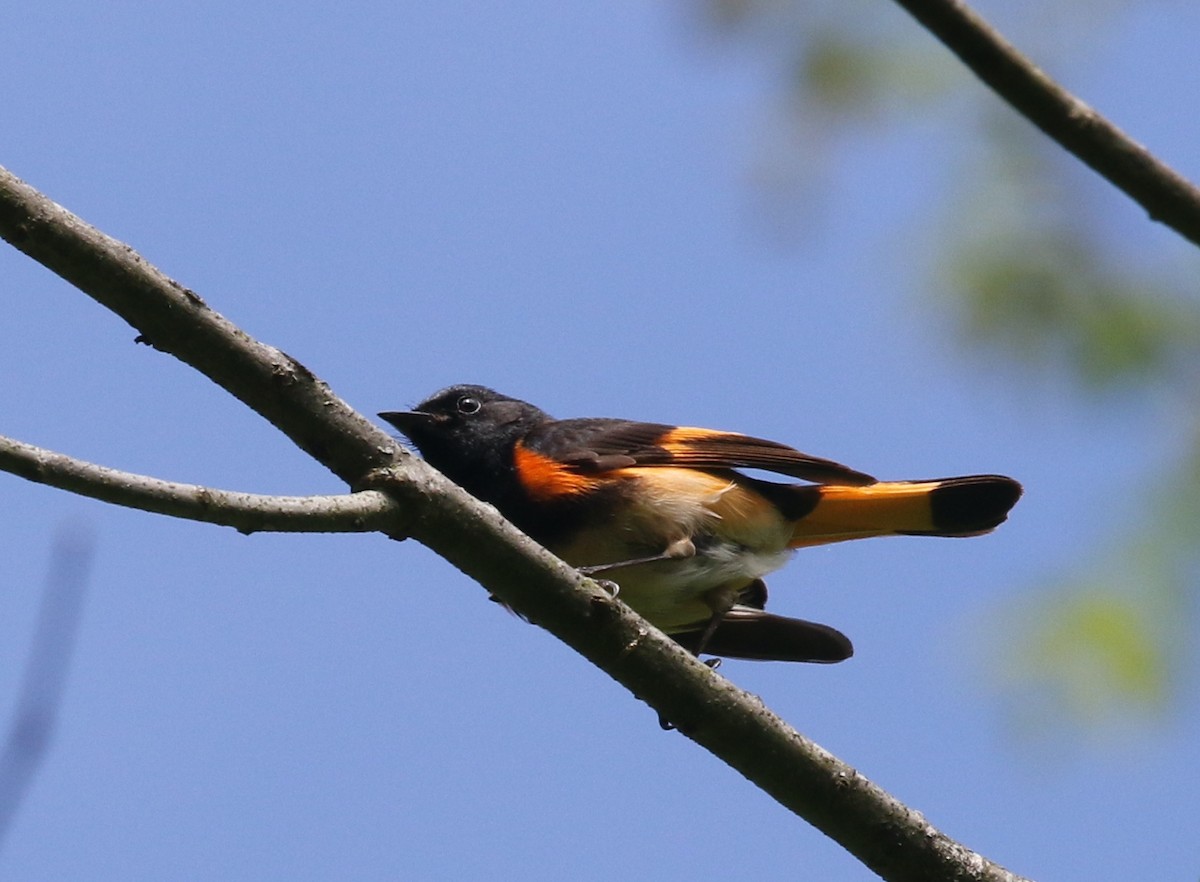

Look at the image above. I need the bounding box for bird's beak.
[378,410,438,436]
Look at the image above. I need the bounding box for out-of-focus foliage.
[943,122,1200,392]
[697,0,1200,736]
[795,31,951,114]
[997,543,1181,733]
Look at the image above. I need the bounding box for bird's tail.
[788,474,1022,548]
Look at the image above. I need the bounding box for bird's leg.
[576,537,696,575]
[687,583,742,660]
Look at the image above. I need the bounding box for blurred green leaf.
[1005,589,1169,723]
[947,233,1200,390]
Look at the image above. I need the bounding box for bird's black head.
[379,385,549,496]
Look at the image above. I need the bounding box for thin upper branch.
[0,434,401,534]
[890,0,1200,247]
[0,163,1031,882]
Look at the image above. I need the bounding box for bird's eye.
[456,396,482,415]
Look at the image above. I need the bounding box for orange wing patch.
[658,426,728,450]
[513,441,604,501]
[656,427,876,485]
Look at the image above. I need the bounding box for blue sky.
[2,2,1198,880]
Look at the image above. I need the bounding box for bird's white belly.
[609,541,794,630]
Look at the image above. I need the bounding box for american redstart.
[381,385,1021,664]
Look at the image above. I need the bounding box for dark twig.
[0,525,93,849]
[890,0,1200,247]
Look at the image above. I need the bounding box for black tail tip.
[930,475,1023,534]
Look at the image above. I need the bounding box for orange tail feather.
[788,475,1021,549]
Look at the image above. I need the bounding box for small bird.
[381,385,1021,664]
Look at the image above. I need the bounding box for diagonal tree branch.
[0,434,403,534]
[0,164,1030,881]
[889,0,1200,247]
